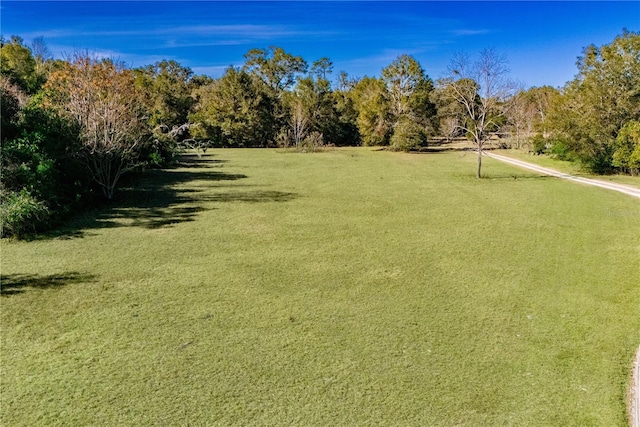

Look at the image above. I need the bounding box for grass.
[2,148,639,426]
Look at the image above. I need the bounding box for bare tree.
[443,49,516,177]
[508,89,537,149]
[440,116,460,143]
[528,86,559,138]
[30,36,52,73]
[506,85,560,148]
[290,98,309,148]
[44,53,145,199]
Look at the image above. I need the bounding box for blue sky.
[1,1,638,88]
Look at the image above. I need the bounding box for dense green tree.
[190,67,276,147]
[241,46,308,139]
[2,103,85,207]
[547,30,640,172]
[134,60,196,128]
[0,76,23,142]
[351,77,392,146]
[332,73,360,146]
[378,55,437,151]
[0,36,45,94]
[1,76,90,237]
[292,62,360,147]
[612,120,640,175]
[133,60,204,164]
[243,46,308,93]
[0,82,45,238]
[381,55,435,121]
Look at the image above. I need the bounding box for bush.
[531,134,548,155]
[299,131,325,152]
[1,94,94,235]
[0,189,49,238]
[389,119,427,152]
[142,130,178,168]
[549,139,575,161]
[1,132,57,198]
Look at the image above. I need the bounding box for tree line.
[1,30,639,237]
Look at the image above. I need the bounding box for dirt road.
[483,151,640,199]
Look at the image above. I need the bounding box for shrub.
[0,189,49,238]
[299,131,325,152]
[531,134,547,155]
[142,130,177,168]
[549,139,574,161]
[1,132,57,198]
[389,119,427,152]
[1,96,93,233]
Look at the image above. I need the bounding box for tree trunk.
[477,144,482,178]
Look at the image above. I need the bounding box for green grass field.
[2,148,639,426]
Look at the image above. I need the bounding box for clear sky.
[1,1,638,88]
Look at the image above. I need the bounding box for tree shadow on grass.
[483,173,554,181]
[169,153,229,169]
[417,146,477,154]
[42,153,297,239]
[199,190,298,203]
[1,272,97,296]
[451,172,554,181]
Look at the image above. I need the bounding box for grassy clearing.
[494,149,640,187]
[2,148,639,426]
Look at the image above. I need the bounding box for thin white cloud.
[169,24,299,38]
[163,39,254,48]
[19,29,79,39]
[20,24,332,42]
[451,29,491,36]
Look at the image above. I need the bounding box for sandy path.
[483,151,640,199]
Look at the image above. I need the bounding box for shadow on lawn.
[418,146,476,153]
[168,154,229,169]
[44,153,297,239]
[484,173,553,180]
[1,272,97,296]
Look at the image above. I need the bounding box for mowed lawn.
[2,148,639,426]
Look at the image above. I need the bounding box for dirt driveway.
[484,151,640,199]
